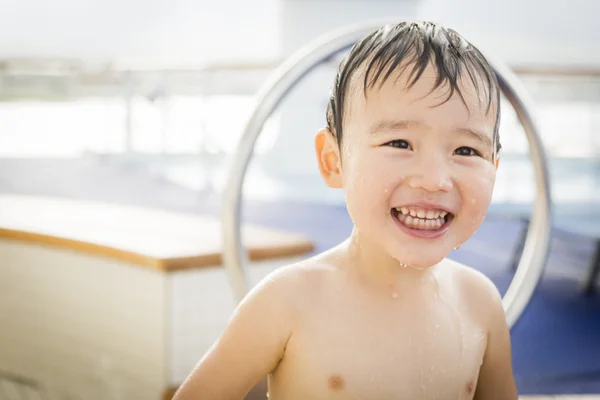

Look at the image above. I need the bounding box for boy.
[173,21,517,399]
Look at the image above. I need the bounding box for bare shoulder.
[441,259,517,399]
[439,258,506,330]
[444,258,503,308]
[259,253,341,310]
[171,256,340,399]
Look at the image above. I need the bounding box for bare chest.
[270,291,487,399]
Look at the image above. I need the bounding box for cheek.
[455,169,496,240]
[342,154,399,222]
[461,168,496,215]
[343,153,402,196]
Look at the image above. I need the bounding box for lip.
[391,207,454,239]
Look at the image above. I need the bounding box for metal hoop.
[221,21,553,329]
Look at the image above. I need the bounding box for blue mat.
[241,200,600,394]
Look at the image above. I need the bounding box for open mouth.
[391,206,454,238]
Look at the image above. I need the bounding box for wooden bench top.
[0,194,315,272]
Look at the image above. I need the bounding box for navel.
[328,374,345,390]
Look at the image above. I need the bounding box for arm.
[172,267,296,400]
[473,285,518,400]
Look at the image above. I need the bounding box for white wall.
[417,0,600,66]
[1,0,598,67]
[278,0,420,55]
[0,0,280,67]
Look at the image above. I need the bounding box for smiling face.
[316,62,498,269]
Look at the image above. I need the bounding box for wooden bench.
[0,194,314,271]
[0,194,315,400]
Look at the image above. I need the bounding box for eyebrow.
[455,127,493,148]
[370,119,493,148]
[370,119,421,135]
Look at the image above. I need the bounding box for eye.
[454,146,481,157]
[384,139,411,149]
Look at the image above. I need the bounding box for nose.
[405,153,453,193]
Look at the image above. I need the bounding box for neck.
[342,227,436,293]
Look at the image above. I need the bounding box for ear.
[315,128,343,189]
[494,147,502,169]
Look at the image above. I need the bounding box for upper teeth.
[397,207,448,219]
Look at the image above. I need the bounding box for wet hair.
[326,21,501,154]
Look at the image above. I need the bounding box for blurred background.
[0,0,599,399]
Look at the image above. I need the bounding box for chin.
[384,236,453,268]
[390,252,447,270]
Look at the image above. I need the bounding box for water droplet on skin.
[391,292,398,298]
[432,274,465,369]
[418,346,426,397]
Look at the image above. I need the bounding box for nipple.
[466,380,475,393]
[328,375,345,390]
